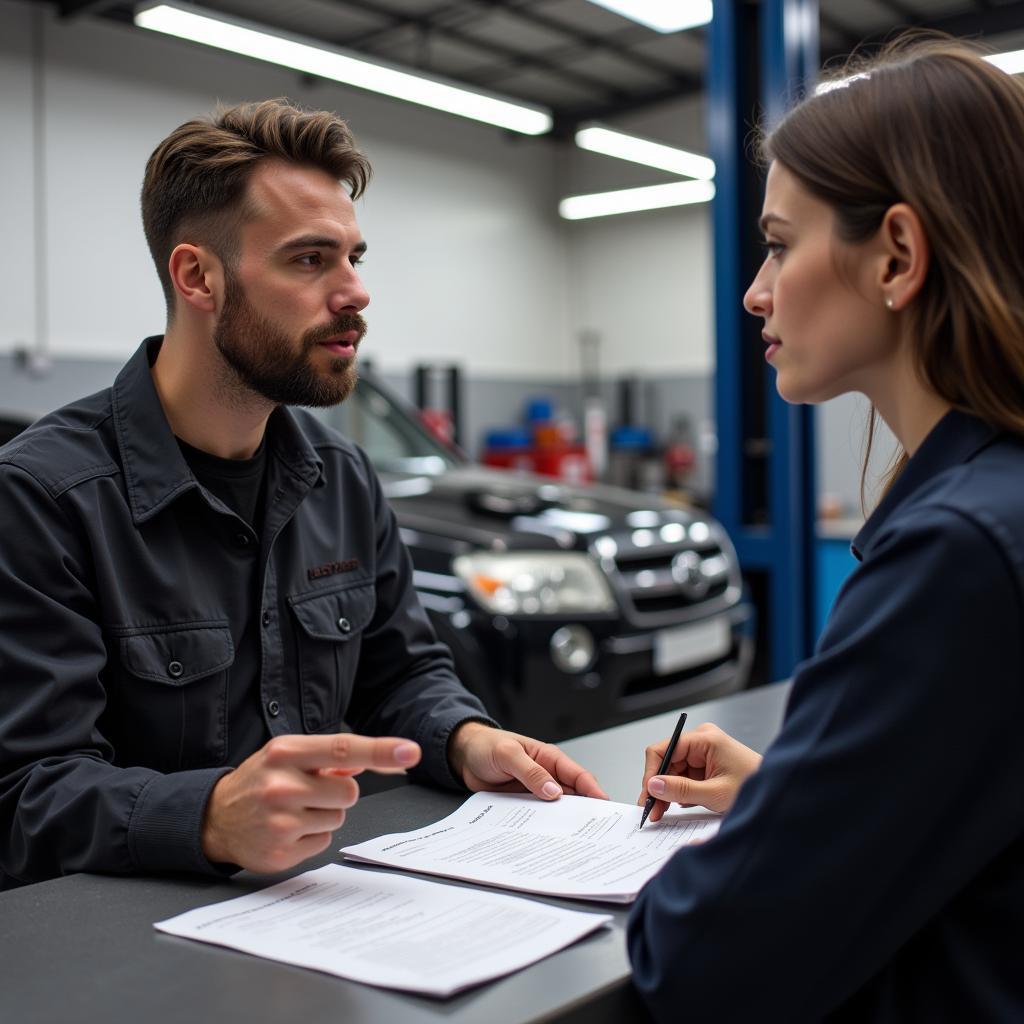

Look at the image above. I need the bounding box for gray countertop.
[2,681,791,1024]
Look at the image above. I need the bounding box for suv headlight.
[453,552,616,615]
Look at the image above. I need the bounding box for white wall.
[564,203,713,377]
[0,5,37,357]
[0,0,577,376]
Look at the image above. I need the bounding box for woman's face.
[744,161,896,405]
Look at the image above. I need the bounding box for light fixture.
[585,0,712,34]
[134,2,553,135]
[985,50,1024,75]
[575,125,714,179]
[559,179,715,220]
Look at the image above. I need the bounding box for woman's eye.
[762,240,786,258]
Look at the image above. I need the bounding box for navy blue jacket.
[629,410,1024,1021]
[0,338,493,887]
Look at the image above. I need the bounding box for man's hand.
[202,733,421,873]
[449,722,608,801]
[637,721,762,822]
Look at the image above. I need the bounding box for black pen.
[639,711,688,830]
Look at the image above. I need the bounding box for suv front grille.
[599,532,733,625]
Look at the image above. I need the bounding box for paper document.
[342,792,720,903]
[154,863,611,997]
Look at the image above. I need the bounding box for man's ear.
[167,243,223,316]
[877,203,929,312]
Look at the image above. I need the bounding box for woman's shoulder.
[878,435,1024,576]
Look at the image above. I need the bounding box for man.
[0,99,605,888]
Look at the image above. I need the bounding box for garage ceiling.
[58,0,1024,137]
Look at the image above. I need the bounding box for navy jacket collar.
[111,336,324,524]
[852,408,1000,559]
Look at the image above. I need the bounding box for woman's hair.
[759,34,1024,507]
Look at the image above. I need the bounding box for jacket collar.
[112,336,324,524]
[852,408,1000,559]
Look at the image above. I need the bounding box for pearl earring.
[885,296,894,310]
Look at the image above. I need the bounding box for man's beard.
[213,275,366,408]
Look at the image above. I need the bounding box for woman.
[628,37,1024,1022]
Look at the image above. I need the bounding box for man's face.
[213,159,370,408]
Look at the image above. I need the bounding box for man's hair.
[758,33,1024,507]
[141,98,371,315]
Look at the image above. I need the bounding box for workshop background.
[2,0,1021,722]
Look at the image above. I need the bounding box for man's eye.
[296,253,322,266]
[350,255,366,267]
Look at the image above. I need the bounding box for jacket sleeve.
[627,505,1024,1022]
[0,464,231,886]
[343,449,498,789]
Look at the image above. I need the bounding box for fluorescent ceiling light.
[575,125,715,179]
[985,50,1024,75]
[134,2,553,135]
[559,179,715,220]
[585,0,712,34]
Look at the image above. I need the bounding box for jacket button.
[235,533,250,547]
[337,617,352,633]
[267,700,281,717]
[167,660,184,678]
[262,610,271,627]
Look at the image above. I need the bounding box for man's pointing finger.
[265,734,422,772]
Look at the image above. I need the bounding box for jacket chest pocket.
[288,581,376,733]
[114,625,234,772]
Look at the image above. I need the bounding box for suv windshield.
[332,376,463,475]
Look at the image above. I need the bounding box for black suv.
[335,374,754,740]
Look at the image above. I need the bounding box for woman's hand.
[638,722,762,821]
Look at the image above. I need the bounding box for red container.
[482,448,535,472]
[532,445,592,484]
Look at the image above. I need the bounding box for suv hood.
[381,464,702,552]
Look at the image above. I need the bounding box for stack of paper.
[154,863,612,997]
[342,792,720,903]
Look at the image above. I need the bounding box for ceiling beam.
[325,0,635,104]
[822,0,1024,64]
[922,0,1024,38]
[337,0,484,52]
[465,0,702,84]
[338,0,698,88]
[554,81,701,130]
[871,0,921,23]
[58,0,121,17]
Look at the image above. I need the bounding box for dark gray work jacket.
[0,337,492,887]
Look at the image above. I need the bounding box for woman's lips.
[763,332,781,361]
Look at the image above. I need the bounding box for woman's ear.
[167,243,223,316]
[878,203,929,312]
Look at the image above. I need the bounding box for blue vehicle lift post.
[709,0,819,684]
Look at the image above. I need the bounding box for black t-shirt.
[177,436,270,761]
[177,437,268,537]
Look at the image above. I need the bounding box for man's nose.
[328,269,370,315]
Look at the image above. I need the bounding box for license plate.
[653,616,732,675]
